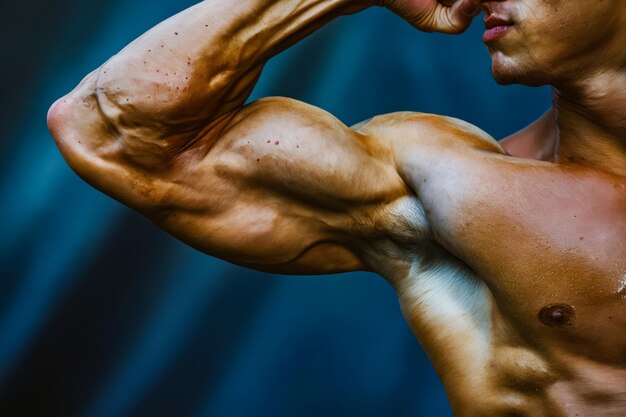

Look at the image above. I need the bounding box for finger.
[436,0,481,34]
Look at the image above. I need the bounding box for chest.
[417,158,626,361]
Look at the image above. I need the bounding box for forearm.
[94,0,377,131]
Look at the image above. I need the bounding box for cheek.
[525,1,616,63]
[511,9,582,75]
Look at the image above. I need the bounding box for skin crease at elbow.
[46,0,626,416]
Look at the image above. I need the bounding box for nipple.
[538,304,575,327]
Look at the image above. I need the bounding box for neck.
[551,69,626,177]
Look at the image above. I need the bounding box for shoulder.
[352,111,505,155]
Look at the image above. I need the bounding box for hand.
[383,0,481,34]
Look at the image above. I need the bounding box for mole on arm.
[538,304,575,327]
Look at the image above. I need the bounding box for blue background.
[0,1,550,416]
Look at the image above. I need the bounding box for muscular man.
[47,0,625,415]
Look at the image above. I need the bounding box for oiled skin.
[46,0,626,415]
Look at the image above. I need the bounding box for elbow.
[45,89,173,213]
[45,89,108,177]
[47,96,66,144]
[47,95,79,160]
[47,68,105,154]
[47,95,86,156]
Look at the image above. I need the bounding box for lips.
[483,15,514,43]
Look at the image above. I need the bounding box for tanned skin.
[47,0,626,415]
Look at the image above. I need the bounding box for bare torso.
[363,113,626,416]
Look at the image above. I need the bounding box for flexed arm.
[46,0,480,274]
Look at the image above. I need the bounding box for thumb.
[438,0,481,34]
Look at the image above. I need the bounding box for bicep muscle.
[150,97,408,274]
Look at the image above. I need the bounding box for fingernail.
[461,0,480,16]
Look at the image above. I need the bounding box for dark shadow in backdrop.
[0,1,550,416]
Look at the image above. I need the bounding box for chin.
[490,52,549,87]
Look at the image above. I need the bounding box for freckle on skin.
[175,32,178,35]
[256,158,260,162]
[266,140,270,143]
[275,141,279,145]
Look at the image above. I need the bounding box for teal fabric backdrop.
[0,1,550,416]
